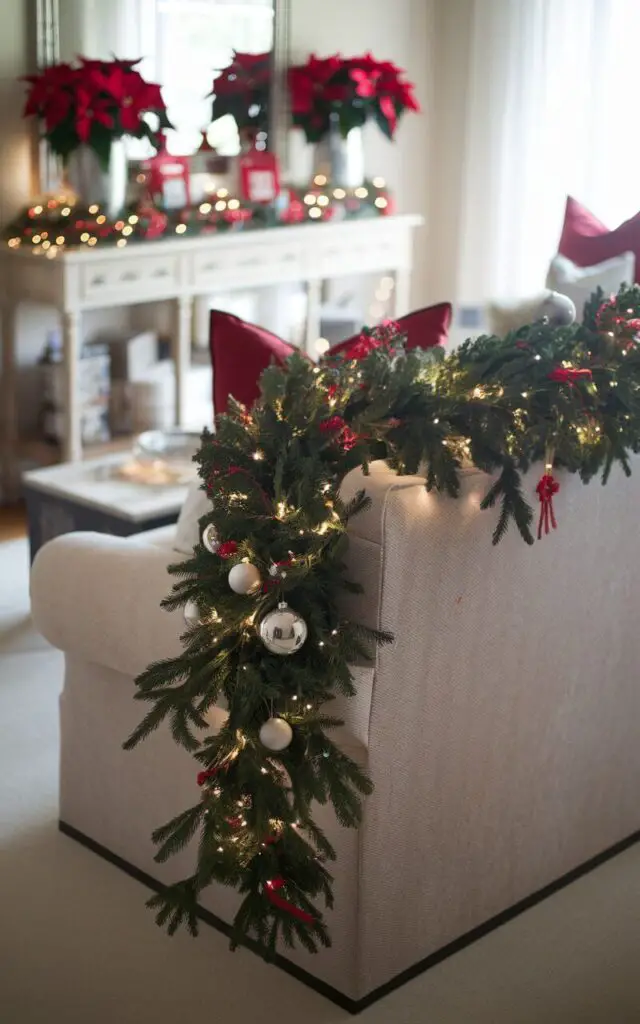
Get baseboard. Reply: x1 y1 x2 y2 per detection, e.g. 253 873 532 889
58 819 640 1014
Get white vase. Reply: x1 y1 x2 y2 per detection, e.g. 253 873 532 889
287 127 314 187
66 140 127 219
314 119 365 189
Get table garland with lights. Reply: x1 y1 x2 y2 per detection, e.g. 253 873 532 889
4 178 393 255
123 284 640 958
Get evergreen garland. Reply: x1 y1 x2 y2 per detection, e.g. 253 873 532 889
125 284 640 956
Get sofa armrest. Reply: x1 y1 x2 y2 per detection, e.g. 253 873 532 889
31 531 184 679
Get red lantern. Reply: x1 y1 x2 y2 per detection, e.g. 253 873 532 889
239 149 280 204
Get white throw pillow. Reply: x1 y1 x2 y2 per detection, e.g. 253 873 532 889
174 478 211 554
546 251 635 317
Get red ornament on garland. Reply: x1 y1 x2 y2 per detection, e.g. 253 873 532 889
319 415 346 433
548 367 592 384
342 333 381 360
340 425 359 451
536 472 559 540
218 540 238 558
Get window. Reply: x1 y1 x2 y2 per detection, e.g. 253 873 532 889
135 0 274 157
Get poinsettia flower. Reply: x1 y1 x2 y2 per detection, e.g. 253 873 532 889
231 51 270 72
90 66 155 130
140 81 165 112
349 68 381 98
23 63 75 117
351 52 401 75
288 54 344 114
396 79 420 112
43 91 73 132
378 95 398 135
75 88 113 142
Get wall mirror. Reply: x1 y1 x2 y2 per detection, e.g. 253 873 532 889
35 0 290 186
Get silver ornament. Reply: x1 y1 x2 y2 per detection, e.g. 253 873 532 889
259 717 293 751
184 599 202 625
536 291 576 327
258 601 308 655
228 561 262 595
202 523 219 554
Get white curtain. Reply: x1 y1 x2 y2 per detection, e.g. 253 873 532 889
455 0 640 303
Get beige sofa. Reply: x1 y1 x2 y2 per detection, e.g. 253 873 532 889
30 460 640 1010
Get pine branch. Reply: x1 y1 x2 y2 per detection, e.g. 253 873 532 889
146 878 200 937
127 284 640 960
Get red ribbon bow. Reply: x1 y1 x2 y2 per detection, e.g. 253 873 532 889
197 766 220 787
264 878 314 924
548 367 592 384
536 473 559 540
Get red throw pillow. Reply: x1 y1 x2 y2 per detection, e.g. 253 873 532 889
328 302 452 358
559 196 640 282
209 303 453 414
210 310 296 414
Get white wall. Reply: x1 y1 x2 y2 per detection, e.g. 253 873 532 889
291 0 435 308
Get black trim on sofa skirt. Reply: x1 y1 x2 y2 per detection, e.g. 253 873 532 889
58 820 640 1014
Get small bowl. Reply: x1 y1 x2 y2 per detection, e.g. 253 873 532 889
133 429 202 464
118 429 203 485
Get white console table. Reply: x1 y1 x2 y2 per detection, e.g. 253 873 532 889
1 214 422 499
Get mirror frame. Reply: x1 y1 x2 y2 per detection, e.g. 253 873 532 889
30 0 291 193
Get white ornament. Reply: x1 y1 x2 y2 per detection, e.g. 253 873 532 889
202 523 219 554
258 601 308 655
228 562 262 595
537 291 576 327
259 717 293 751
184 599 202 625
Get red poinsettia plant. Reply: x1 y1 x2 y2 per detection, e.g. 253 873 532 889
288 52 419 143
210 51 271 137
23 57 172 168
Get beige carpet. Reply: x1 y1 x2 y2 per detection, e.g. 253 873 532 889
1 536 639 1023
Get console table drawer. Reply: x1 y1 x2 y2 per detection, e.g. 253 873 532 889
79 253 180 303
192 241 304 289
317 231 405 277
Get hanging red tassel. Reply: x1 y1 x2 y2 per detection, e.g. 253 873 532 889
264 878 314 923
196 766 220 787
536 472 559 539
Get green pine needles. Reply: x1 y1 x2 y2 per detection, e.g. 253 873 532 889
125 285 640 957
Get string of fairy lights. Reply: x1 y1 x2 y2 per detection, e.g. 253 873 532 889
4 178 393 255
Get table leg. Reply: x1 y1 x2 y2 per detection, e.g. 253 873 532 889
175 296 193 426
193 295 210 351
393 268 412 319
305 278 322 357
1 300 19 501
62 310 82 463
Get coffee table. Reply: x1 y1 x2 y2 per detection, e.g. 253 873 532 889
23 454 190 562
